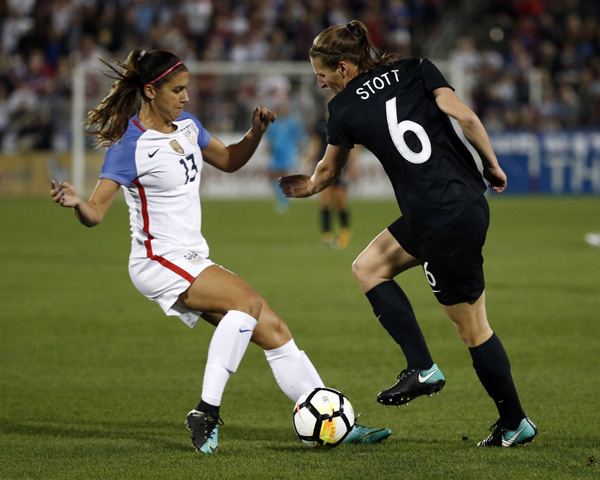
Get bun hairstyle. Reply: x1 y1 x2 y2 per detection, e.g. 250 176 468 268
309 20 397 72
87 50 187 147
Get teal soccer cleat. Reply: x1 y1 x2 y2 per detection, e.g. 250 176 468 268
343 423 392 444
477 417 537 447
185 409 223 454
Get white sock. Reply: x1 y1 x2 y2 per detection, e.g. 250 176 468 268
201 310 258 406
265 338 324 402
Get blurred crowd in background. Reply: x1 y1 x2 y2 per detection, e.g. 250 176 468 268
0 0 599 154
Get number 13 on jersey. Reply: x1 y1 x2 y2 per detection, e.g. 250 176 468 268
179 154 198 184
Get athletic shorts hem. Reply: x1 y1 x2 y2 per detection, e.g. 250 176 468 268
387 196 489 305
129 250 216 328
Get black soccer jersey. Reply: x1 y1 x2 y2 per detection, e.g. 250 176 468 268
327 58 486 241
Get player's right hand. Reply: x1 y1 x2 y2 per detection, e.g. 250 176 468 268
278 174 314 198
50 180 82 208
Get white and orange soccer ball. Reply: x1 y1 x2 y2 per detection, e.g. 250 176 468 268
292 387 355 449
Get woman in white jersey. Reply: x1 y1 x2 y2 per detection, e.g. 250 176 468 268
50 50 390 453
280 21 537 448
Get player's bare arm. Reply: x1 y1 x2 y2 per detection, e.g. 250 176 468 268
433 87 507 193
50 178 120 227
203 106 276 173
280 144 350 198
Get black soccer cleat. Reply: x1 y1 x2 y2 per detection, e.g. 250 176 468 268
185 409 223 454
377 364 445 406
477 417 537 447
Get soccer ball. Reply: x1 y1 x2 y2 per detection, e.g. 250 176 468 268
292 387 355 449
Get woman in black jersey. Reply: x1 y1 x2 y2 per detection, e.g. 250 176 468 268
280 20 537 447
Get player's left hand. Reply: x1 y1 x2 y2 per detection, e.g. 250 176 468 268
483 165 507 194
251 106 276 134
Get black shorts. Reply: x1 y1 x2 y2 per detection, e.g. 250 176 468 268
388 196 490 306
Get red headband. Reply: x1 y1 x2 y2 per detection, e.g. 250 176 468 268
147 61 183 85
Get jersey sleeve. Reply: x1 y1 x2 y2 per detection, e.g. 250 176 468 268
99 140 138 186
421 59 454 93
180 111 211 149
325 102 354 149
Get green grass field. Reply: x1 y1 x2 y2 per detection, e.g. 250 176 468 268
1 195 599 479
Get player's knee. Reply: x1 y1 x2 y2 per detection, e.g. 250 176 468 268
452 319 492 348
352 255 373 287
236 290 263 320
351 256 362 281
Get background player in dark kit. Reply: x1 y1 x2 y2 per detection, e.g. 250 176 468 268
306 91 356 248
280 20 537 447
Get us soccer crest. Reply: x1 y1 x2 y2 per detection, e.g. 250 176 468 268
184 252 204 265
181 125 198 146
169 139 184 154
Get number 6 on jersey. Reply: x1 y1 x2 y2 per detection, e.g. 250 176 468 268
386 97 432 164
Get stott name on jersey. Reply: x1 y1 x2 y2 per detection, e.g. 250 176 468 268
355 70 402 100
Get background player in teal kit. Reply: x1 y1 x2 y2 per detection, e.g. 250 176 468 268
50 49 390 454
280 20 537 447
265 97 307 213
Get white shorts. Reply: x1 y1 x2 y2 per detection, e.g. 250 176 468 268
128 249 216 328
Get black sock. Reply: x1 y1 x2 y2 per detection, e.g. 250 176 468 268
197 400 220 417
469 333 525 430
339 209 349 229
366 280 433 370
321 208 331 233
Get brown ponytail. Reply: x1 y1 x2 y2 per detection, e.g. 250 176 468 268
309 20 397 72
86 50 186 147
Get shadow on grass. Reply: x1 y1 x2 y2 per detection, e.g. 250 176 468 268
0 417 299 453
0 417 191 451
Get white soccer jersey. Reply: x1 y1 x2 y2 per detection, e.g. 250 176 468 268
99 112 213 327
